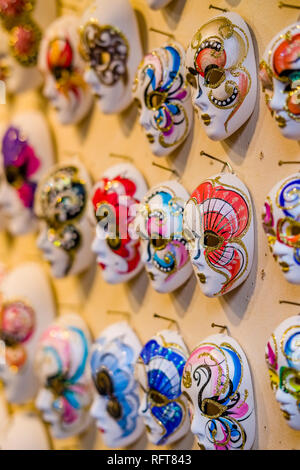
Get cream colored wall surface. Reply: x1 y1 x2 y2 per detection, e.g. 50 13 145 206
0 0 299 451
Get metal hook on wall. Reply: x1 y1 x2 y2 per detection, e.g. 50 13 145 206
201 151 234 174
152 161 180 178
278 1 300 10
109 153 133 162
209 4 228 13
211 322 229 334
153 313 180 332
149 28 175 40
278 160 300 167
107 310 132 321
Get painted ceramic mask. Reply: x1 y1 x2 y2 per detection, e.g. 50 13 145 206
145 0 173 9
185 12 257 141
79 0 142 114
39 15 93 125
0 112 54 236
0 0 57 94
182 334 256 450
90 322 144 448
259 23 300 140
183 172 254 297
133 42 193 157
35 314 92 439
35 160 95 279
136 330 189 446
0 263 56 404
266 315 300 430
134 180 193 293
92 163 148 284
262 173 300 284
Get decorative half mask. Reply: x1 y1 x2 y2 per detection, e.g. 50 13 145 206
185 12 257 141
35 160 95 278
259 24 300 140
0 263 56 404
39 15 93 125
134 180 193 293
136 330 189 446
35 314 93 439
182 334 256 450
0 112 54 236
266 315 300 430
145 0 173 9
92 163 148 284
183 172 254 297
79 0 142 114
262 173 300 284
133 42 194 157
0 0 57 94
90 322 144 448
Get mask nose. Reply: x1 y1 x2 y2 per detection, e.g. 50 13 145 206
139 108 152 130
193 85 209 112
275 387 288 404
272 240 290 257
84 68 100 90
92 233 107 257
90 395 105 420
269 85 285 114
43 76 57 100
138 391 149 417
36 224 48 251
35 388 53 413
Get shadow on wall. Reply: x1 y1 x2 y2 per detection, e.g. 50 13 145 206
163 0 187 30
170 272 197 319
118 100 139 138
167 118 194 178
172 430 195 450
126 268 149 312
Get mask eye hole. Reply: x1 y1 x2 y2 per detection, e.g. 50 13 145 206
106 233 121 250
96 51 110 66
95 370 113 396
203 231 223 249
148 389 168 406
186 71 197 89
47 375 65 397
5 165 25 187
204 66 225 88
107 398 122 420
201 398 226 418
288 223 300 237
151 236 168 250
148 91 166 110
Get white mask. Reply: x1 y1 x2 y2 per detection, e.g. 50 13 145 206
136 329 189 446
35 160 95 278
0 111 54 236
39 15 94 125
0 263 56 404
35 313 93 439
185 12 257 141
133 42 194 157
134 180 193 293
92 163 148 284
262 173 300 285
90 322 144 448
266 315 300 430
0 0 57 94
182 333 256 450
183 172 254 297
259 23 300 140
79 0 142 114
145 0 173 9
1 412 50 450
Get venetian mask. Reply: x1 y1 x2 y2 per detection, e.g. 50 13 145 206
185 12 257 141
35 314 93 439
259 23 300 140
39 15 93 125
136 330 189 446
183 172 254 297
266 315 300 430
262 173 300 284
92 163 148 284
0 0 57 94
134 181 193 293
133 42 194 157
0 263 56 404
145 0 173 9
35 160 95 279
90 322 144 448
79 0 142 115
182 333 256 450
0 111 54 236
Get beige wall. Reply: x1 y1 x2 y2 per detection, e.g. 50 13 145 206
0 0 299 451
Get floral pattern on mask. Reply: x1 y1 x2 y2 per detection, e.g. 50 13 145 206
79 21 129 87
138 336 187 445
186 16 251 132
91 335 140 439
185 177 251 295
0 300 35 372
92 175 141 275
2 125 40 209
133 44 190 149
182 341 253 450
36 324 91 427
38 166 87 276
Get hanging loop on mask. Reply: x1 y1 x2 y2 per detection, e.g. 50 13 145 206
200 151 234 174
278 160 300 167
109 153 133 162
149 28 175 40
211 322 230 334
278 1 300 9
107 310 131 321
208 4 228 13
153 313 180 332
152 162 180 178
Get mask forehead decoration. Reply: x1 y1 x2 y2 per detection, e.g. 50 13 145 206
90 322 144 448
184 172 254 297
92 163 148 284
262 173 300 284
136 330 189 446
135 180 193 293
259 24 300 140
133 42 193 157
35 314 92 438
182 334 256 450
266 316 300 430
185 12 257 141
